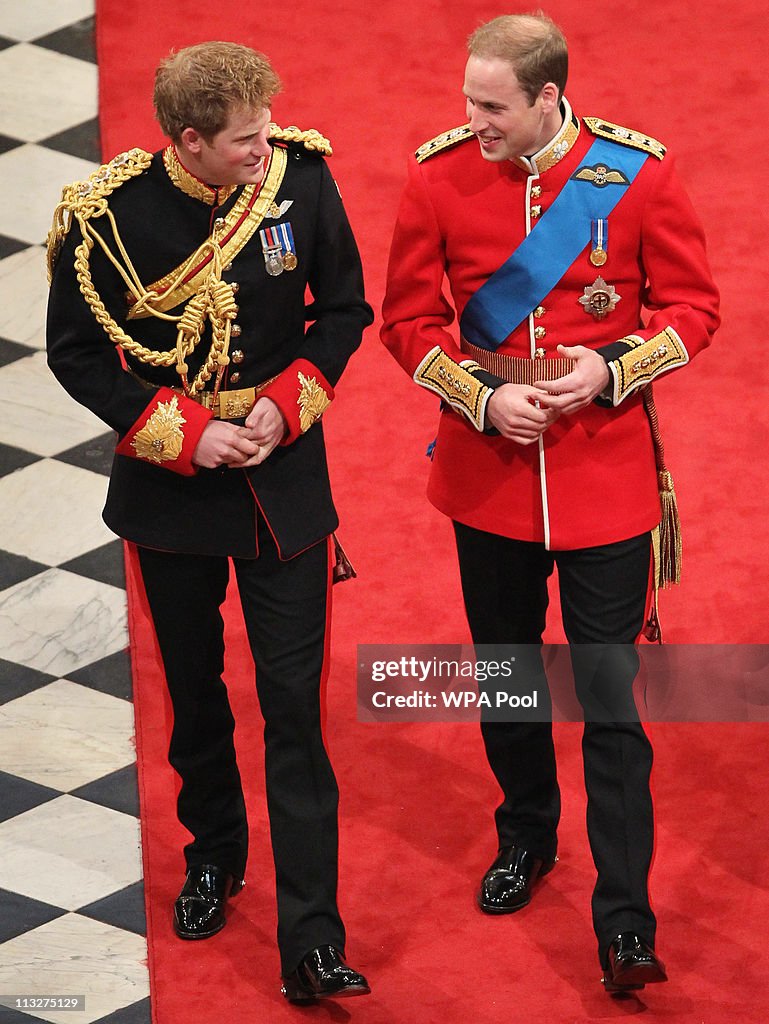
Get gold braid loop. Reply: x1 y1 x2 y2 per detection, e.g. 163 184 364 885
50 149 245 397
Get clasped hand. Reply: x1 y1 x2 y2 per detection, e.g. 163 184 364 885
192 397 287 468
486 345 610 444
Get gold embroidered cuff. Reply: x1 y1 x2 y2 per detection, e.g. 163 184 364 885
297 372 331 433
609 328 689 405
414 346 492 431
131 395 186 464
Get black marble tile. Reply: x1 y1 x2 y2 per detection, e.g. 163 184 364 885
0 441 42 477
40 118 101 164
71 764 139 819
53 432 116 476
91 997 151 1024
0 660 55 705
0 551 49 591
0 1003 48 1023
0 771 60 822
31 17 96 64
0 334 36 363
67 648 133 701
78 881 146 937
0 888 66 943
60 540 125 590
0 133 23 157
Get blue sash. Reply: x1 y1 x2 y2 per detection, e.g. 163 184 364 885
460 137 648 351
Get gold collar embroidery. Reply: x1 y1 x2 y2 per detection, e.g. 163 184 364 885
514 97 580 175
163 146 238 206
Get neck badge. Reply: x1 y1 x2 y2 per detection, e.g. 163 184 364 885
579 276 621 320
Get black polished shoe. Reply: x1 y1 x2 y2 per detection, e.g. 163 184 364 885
173 864 244 940
602 933 668 993
478 844 556 914
281 945 370 1002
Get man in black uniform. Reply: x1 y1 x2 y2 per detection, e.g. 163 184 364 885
46 41 372 1003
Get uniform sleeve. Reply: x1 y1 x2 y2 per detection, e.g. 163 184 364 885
258 158 374 444
46 216 211 476
380 155 498 432
597 153 720 405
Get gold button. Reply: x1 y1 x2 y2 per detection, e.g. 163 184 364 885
230 282 240 294
531 185 542 198
231 349 245 364
534 326 546 340
534 306 546 318
534 347 546 359
531 205 542 218
229 371 241 384
231 324 242 338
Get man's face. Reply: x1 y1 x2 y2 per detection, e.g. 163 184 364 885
186 105 273 185
463 55 553 162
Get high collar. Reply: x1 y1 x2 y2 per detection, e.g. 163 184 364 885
162 145 238 206
512 97 580 176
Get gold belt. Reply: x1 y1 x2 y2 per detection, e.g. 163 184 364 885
190 378 278 419
460 337 573 385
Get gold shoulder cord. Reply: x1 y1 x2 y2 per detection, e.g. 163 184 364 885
47 146 287 398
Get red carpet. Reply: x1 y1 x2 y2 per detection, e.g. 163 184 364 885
100 0 769 1019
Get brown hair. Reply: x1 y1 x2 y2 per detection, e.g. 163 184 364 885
468 13 568 104
154 41 282 142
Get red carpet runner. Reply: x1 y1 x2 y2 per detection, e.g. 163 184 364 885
100 0 769 1019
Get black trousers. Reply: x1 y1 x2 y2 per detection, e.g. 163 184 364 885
137 528 345 975
453 522 655 963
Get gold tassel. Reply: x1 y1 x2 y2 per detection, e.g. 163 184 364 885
657 469 682 587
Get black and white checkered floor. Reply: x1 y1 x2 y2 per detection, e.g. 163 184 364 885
0 4 150 1022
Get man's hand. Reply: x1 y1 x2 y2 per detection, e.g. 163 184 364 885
534 344 610 415
192 420 261 468
236 397 287 466
486 383 559 444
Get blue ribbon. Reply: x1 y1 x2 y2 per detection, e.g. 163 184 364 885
459 137 648 351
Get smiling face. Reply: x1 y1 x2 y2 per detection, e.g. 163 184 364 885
178 105 273 186
463 55 560 163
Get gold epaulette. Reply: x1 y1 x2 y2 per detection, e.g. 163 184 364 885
46 148 152 280
269 123 332 156
584 117 666 160
415 124 474 163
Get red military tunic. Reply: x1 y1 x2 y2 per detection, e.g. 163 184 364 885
381 101 719 549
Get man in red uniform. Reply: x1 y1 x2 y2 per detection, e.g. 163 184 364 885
381 13 718 992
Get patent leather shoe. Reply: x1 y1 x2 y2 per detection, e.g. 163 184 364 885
478 844 555 914
602 933 668 993
281 945 370 1002
173 864 244 940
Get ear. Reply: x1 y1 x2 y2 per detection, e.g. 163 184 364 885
179 126 204 156
539 82 560 114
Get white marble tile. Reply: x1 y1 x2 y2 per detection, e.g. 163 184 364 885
0 0 95 43
0 46 96 142
0 246 48 349
0 352 108 456
0 568 127 677
0 795 142 911
0 144 96 246
0 679 135 790
0 459 115 564
0 913 148 1024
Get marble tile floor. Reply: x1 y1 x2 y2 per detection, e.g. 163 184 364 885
0 8 151 1023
